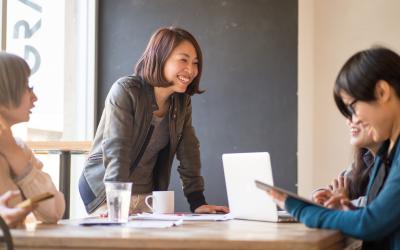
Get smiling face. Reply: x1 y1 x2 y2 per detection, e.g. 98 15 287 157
0 83 37 126
340 82 393 143
346 118 375 148
163 40 199 93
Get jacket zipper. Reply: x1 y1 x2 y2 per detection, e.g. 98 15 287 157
169 96 177 158
132 124 154 168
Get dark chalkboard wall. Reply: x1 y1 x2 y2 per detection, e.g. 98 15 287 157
98 0 298 212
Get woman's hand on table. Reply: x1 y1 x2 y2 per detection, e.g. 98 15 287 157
194 204 229 214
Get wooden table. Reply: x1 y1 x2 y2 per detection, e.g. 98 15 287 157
26 141 92 219
8 219 345 250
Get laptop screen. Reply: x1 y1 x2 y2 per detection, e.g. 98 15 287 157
222 152 280 222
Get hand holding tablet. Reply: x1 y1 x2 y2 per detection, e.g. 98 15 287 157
255 180 324 208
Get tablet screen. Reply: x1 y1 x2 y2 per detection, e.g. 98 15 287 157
255 180 324 208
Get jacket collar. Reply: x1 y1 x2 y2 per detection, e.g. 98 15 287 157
134 75 182 113
137 76 159 112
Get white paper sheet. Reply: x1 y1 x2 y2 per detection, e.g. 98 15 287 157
72 217 183 228
131 213 234 221
125 220 183 228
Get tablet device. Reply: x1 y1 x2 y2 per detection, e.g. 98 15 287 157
17 192 54 209
255 180 324 208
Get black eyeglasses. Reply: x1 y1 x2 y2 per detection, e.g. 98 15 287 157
347 99 358 116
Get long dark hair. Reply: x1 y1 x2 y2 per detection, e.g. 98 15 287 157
347 148 373 199
333 46 400 119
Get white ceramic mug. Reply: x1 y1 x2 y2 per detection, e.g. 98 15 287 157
145 191 174 214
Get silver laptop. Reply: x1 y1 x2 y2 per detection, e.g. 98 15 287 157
222 152 295 222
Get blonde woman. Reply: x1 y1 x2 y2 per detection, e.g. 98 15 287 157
0 52 65 227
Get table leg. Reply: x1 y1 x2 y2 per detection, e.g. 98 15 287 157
59 151 71 219
0 216 13 250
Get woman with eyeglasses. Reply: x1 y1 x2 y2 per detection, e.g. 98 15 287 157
0 52 65 227
266 46 400 250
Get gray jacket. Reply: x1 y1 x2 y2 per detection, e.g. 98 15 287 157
79 76 206 213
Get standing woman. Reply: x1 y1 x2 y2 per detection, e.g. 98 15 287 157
267 47 400 249
79 27 229 214
0 52 65 226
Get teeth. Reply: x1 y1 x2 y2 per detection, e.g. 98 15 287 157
178 75 190 83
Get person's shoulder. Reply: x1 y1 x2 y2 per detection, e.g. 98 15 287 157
14 138 31 154
107 75 144 99
14 138 43 170
115 75 143 89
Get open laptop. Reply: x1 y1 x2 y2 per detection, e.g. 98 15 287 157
222 152 295 222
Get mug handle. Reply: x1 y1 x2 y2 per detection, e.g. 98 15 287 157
145 195 153 211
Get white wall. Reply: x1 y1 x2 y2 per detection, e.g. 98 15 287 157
298 0 400 195
298 0 315 195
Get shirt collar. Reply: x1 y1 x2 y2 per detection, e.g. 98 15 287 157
377 135 400 167
362 149 375 168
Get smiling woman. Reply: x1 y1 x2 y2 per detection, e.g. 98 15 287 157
162 40 200 94
78 27 229 216
267 46 400 250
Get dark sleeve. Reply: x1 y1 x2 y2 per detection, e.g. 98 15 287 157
187 191 207 212
285 159 400 241
176 97 207 211
102 81 135 182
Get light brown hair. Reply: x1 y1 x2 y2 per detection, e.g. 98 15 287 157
0 52 31 107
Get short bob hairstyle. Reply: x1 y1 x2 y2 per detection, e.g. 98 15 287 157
135 26 203 96
0 52 31 108
334 46 400 119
